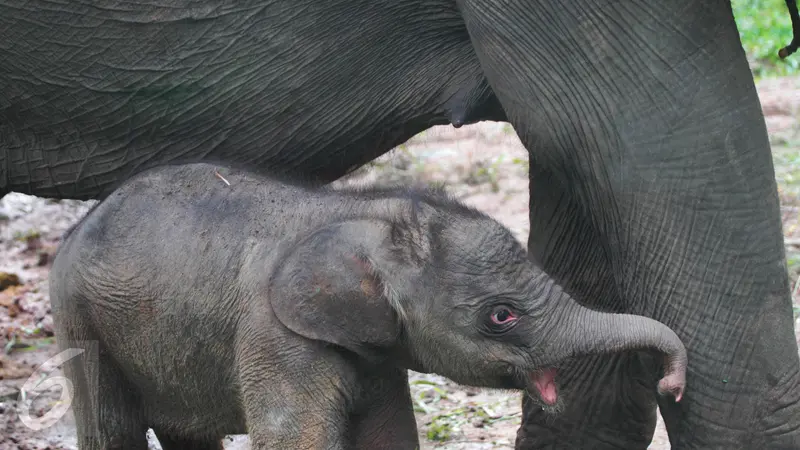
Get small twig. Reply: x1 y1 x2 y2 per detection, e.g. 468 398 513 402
779 0 800 59
785 238 800 246
214 169 231 186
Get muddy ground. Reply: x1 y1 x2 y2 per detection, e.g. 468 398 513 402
2 76 800 449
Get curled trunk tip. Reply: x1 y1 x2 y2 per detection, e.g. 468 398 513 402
657 356 686 402
551 291 689 403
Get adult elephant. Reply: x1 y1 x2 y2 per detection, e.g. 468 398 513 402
2 0 799 448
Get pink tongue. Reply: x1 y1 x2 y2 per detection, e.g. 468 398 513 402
533 368 558 405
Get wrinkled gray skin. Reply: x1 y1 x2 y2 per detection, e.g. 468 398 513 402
3 1 800 448
50 163 687 450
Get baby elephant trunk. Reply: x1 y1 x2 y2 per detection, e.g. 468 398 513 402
547 287 688 402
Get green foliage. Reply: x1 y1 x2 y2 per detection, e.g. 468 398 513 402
12 229 41 242
426 417 453 442
464 156 503 192
772 148 800 192
732 0 800 77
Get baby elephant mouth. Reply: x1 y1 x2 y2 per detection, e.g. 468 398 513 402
526 367 559 406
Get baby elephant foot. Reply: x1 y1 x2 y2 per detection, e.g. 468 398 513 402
103 435 149 450
152 430 223 450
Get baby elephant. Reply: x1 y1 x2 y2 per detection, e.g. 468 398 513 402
50 162 686 450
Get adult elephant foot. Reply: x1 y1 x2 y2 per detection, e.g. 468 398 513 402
457 0 800 448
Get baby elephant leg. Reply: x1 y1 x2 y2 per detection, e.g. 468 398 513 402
94 353 149 449
57 335 146 449
238 353 350 449
57 336 102 450
244 389 349 449
348 368 419 450
152 430 223 450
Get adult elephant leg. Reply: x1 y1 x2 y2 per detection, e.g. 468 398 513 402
458 0 800 448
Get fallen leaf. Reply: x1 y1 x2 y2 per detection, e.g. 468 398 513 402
0 272 21 291
0 355 34 380
7 301 22 318
0 285 27 307
36 251 49 267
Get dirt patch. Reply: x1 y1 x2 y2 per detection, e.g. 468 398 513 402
1 81 800 449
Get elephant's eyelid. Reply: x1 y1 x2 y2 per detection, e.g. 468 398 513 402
490 298 526 313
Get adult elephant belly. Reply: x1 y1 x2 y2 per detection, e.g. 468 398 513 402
0 0 505 200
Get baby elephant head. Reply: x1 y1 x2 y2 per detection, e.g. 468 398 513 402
269 197 687 410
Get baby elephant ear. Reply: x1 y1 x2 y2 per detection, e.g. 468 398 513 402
270 221 401 357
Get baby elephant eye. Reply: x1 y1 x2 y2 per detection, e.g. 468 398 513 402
490 306 517 325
